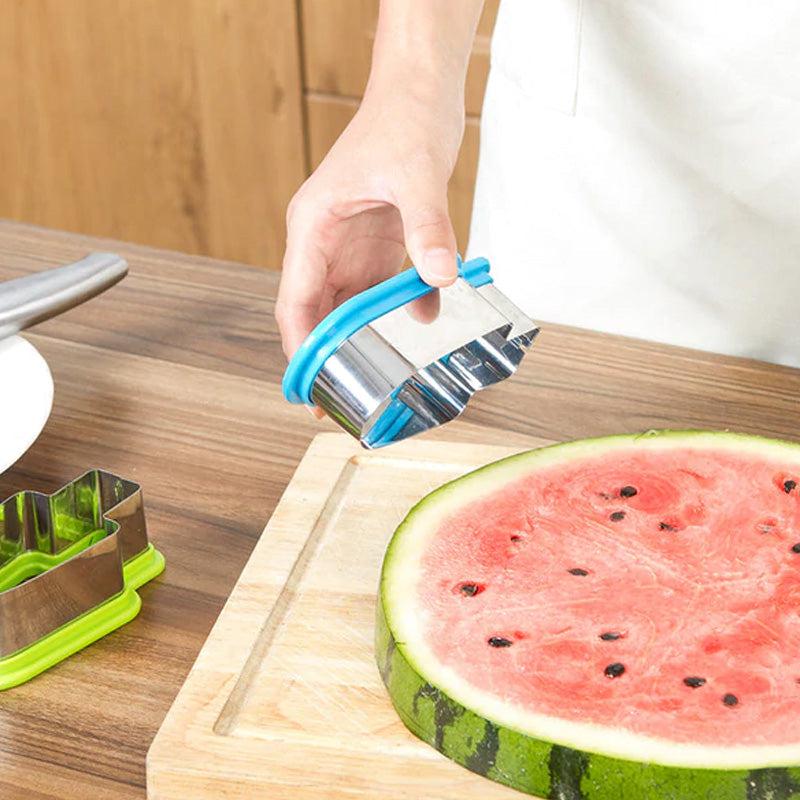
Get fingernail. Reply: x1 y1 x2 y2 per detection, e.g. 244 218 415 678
422 248 456 284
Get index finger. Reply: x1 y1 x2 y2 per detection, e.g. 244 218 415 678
276 219 328 360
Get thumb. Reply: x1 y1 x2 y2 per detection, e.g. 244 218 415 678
397 186 458 287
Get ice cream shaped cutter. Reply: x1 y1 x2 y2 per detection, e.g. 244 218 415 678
283 257 538 448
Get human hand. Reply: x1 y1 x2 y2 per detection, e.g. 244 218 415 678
276 79 465 363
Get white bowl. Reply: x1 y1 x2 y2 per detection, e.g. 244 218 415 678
0 337 54 475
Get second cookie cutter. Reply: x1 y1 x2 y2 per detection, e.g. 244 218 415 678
0 470 165 690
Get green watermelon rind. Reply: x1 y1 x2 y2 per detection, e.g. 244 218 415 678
376 430 800 800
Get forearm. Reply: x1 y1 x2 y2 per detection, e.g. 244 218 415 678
367 0 485 106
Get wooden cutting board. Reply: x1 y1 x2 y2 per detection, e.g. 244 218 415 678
147 432 554 799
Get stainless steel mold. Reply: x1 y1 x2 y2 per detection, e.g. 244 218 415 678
0 471 149 658
284 259 539 449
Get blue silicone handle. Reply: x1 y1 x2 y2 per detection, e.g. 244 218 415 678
282 257 492 405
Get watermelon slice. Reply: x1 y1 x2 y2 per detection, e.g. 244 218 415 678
376 431 800 799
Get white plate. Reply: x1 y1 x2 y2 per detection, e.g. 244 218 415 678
0 336 54 475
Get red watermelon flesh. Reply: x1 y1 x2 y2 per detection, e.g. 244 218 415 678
417 445 800 748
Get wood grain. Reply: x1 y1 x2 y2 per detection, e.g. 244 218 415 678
0 219 797 798
148 434 549 799
300 0 499 116
305 94 482 252
0 0 305 267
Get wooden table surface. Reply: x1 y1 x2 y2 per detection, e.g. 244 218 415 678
0 220 797 799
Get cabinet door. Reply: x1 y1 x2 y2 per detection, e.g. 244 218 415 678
0 0 306 267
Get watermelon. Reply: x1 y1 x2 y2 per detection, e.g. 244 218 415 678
376 431 800 799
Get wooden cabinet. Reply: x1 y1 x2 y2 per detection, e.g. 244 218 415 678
0 0 306 268
0 1 497 267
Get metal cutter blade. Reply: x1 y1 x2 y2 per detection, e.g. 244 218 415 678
300 260 539 448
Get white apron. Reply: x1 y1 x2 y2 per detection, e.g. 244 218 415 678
468 0 800 368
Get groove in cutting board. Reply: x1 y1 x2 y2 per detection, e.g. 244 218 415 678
215 456 359 735
222 452 466 747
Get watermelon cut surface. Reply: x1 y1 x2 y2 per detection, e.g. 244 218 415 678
376 431 800 799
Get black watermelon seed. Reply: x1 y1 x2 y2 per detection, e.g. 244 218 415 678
604 662 625 678
488 636 513 648
609 511 626 522
510 535 521 542
620 485 638 498
722 693 739 706
683 676 706 688
459 583 483 597
568 568 589 576
792 543 800 554
784 480 797 494
659 522 677 532
600 631 622 641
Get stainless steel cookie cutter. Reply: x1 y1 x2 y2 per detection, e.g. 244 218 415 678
0 470 164 688
283 258 538 448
